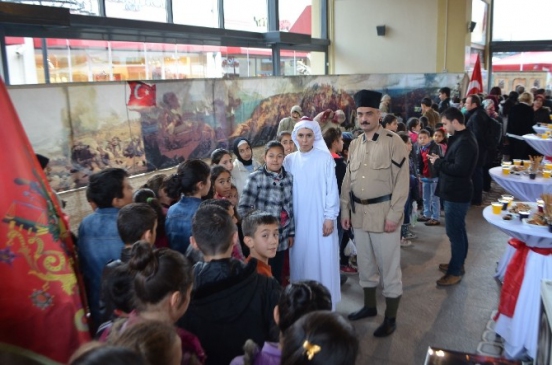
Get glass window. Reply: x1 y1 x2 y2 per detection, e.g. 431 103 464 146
172 0 219 27
6 37 45 84
4 37 280 84
491 51 552 93
470 0 487 45
493 0 552 41
224 0 268 32
105 0 167 22
0 0 100 15
280 49 325 76
279 0 314 36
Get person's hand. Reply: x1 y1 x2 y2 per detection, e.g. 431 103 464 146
323 219 334 237
384 220 399 233
288 237 295 248
428 153 440 164
341 218 351 230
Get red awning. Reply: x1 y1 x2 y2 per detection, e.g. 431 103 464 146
492 52 552 72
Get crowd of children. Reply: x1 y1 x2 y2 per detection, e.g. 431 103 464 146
71 117 360 365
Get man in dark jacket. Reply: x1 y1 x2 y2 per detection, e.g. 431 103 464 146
179 205 281 365
438 87 452 113
465 94 491 206
428 108 478 287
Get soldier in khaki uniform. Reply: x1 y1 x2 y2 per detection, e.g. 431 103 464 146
341 90 409 337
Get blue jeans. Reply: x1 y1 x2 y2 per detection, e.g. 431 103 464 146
444 201 470 276
421 177 440 220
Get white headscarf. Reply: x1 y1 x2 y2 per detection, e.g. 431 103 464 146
291 117 330 154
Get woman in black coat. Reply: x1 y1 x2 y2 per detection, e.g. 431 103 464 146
507 92 538 160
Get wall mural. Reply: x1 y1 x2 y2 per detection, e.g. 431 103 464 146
8 73 465 192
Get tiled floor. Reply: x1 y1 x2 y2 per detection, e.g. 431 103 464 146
336 182 514 364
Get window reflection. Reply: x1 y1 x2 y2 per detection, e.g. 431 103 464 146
279 0 313 35
105 0 167 22
5 37 283 84
0 0 99 15
172 0 219 27
280 49 325 76
224 0 268 32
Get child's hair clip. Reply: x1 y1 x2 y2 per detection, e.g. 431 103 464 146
302 340 321 360
146 197 154 203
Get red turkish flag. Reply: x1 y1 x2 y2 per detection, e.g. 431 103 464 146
127 81 156 107
466 54 484 96
0 77 91 363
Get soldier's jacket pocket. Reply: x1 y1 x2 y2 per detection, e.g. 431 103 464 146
370 147 391 170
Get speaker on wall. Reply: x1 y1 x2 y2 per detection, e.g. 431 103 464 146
376 25 386 36
469 21 477 33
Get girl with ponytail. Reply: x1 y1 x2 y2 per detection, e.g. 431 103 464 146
105 241 206 365
165 160 211 255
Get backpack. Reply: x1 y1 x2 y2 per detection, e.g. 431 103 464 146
486 117 502 152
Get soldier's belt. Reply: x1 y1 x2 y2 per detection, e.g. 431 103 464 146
351 193 392 205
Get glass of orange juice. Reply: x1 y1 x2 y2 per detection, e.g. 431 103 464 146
544 170 551 178
513 159 522 166
545 162 552 170
492 202 503 214
501 165 511 175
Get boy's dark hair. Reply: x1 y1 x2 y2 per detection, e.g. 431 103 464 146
111 320 179 365
211 148 231 165
242 211 279 238
323 128 342 150
441 107 465 125
105 262 135 315
87 168 129 208
117 203 157 244
421 97 433 107
281 311 358 365
380 114 397 128
165 159 210 199
199 198 234 211
192 205 237 256
264 140 285 155
128 242 193 310
276 131 292 142
439 87 451 97
406 117 419 132
418 129 431 137
431 103 439 111
468 94 482 107
277 281 332 333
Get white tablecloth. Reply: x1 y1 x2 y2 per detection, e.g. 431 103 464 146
533 125 550 134
494 251 552 360
489 166 552 202
523 134 552 156
482 204 552 248
483 204 552 360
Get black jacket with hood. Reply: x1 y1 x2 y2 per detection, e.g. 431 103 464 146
178 258 281 365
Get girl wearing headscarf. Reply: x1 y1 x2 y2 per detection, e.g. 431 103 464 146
283 117 341 309
232 137 261 196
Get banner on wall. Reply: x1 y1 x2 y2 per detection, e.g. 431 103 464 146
9 73 465 192
0 78 91 363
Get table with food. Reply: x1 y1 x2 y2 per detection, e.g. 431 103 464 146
489 158 552 202
483 195 552 360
